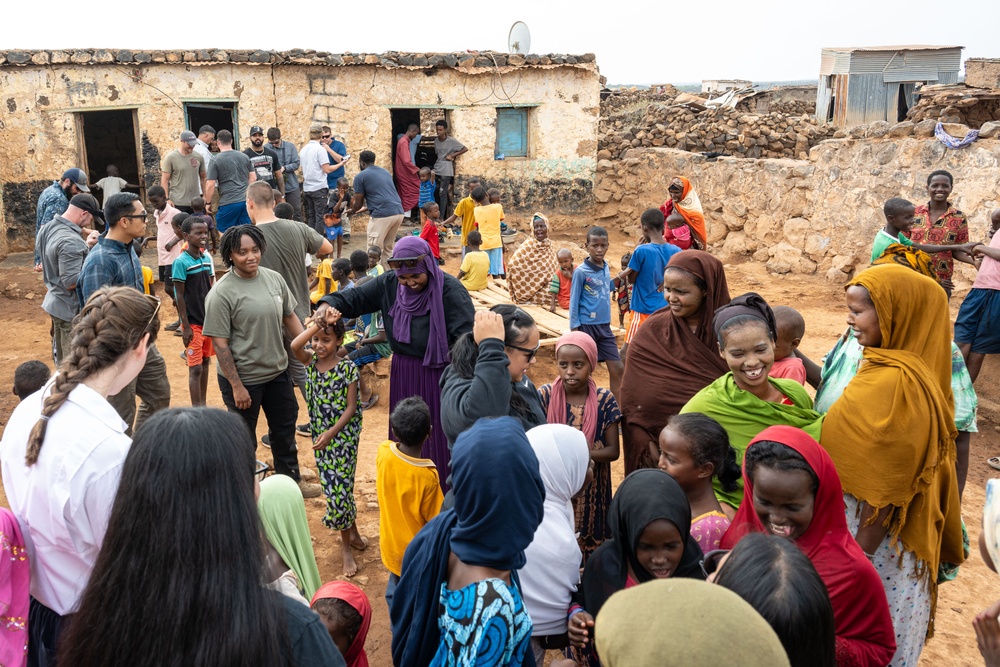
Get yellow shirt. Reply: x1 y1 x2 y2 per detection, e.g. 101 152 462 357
454 196 477 247
141 266 155 295
310 259 335 304
459 250 491 291
375 440 443 576
474 203 504 250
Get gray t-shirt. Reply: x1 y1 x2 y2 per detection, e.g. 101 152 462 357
207 150 254 207
203 266 297 386
433 136 466 177
352 166 404 218
257 219 326 321
163 149 206 207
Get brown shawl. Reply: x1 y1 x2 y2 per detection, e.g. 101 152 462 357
619 250 731 473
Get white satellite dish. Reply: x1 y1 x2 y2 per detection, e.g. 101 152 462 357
508 21 531 55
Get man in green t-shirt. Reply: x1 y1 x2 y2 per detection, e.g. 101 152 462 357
161 130 207 212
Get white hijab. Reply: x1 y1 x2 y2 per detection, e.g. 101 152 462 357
519 424 590 636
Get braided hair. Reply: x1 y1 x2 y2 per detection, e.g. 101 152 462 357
26 287 159 465
219 225 267 269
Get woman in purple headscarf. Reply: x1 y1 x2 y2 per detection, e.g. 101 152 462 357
315 236 475 490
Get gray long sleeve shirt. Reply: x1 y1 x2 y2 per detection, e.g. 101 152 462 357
271 140 300 192
37 215 90 321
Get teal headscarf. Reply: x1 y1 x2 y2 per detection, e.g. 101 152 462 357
258 475 322 599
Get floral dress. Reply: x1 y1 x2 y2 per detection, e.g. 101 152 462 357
538 385 622 563
306 356 363 531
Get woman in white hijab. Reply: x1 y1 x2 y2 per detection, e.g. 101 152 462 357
520 424 592 667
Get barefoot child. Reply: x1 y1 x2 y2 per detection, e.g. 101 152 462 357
376 397 444 606
549 249 574 313
538 332 621 562
657 413 739 553
769 306 807 385
441 176 481 254
311 581 372 666
419 202 444 264
290 314 367 576
172 216 216 406
457 230 490 292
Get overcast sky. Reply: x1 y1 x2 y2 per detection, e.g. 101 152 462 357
5 0 993 84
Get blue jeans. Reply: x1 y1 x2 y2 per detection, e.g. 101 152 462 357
385 572 400 609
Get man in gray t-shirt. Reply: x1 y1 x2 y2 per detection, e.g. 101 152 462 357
205 129 256 232
433 120 467 221
161 130 207 211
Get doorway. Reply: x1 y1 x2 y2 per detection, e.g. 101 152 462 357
389 108 450 173
184 101 239 146
76 109 143 209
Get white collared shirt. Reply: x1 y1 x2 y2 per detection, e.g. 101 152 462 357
0 379 130 615
299 140 328 192
194 139 212 170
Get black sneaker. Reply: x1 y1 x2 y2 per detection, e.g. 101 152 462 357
296 423 311 437
261 434 271 449
164 319 181 331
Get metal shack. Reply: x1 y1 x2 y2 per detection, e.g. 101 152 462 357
815 45 963 127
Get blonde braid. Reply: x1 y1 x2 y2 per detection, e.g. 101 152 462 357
25 287 159 465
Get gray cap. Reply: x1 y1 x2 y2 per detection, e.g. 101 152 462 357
180 130 197 146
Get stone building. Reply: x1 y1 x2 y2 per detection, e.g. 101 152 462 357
966 59 1000 90
0 48 601 255
702 79 752 95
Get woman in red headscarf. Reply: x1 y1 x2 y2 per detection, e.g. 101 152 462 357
311 581 372 667
660 176 707 248
722 426 896 667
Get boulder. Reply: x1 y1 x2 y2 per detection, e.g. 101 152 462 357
913 119 937 138
941 123 972 139
866 121 892 139
782 217 812 247
887 121 914 138
979 121 1000 140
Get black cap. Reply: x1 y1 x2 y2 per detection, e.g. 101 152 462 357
249 125 264 135
69 193 105 222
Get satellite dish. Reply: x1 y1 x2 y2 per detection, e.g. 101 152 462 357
508 21 531 55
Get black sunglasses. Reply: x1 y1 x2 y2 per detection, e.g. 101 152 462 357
700 549 730 579
507 343 539 362
387 254 427 270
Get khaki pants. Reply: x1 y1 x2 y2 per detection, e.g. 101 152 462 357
367 214 404 268
51 316 73 366
107 343 171 435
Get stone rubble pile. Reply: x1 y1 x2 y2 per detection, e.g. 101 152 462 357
904 85 1000 129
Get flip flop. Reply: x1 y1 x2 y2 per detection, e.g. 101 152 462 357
989 456 1000 471
360 393 380 411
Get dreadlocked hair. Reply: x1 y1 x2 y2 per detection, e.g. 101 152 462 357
26 286 159 465
219 225 267 269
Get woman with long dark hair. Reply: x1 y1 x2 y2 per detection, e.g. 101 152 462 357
56 407 344 667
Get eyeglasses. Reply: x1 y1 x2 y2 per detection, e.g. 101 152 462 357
255 459 270 483
699 549 731 579
507 343 539 361
387 254 427 270
322 134 331 139
122 213 147 220
142 294 161 331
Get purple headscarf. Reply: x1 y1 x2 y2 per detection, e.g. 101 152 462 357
388 236 451 368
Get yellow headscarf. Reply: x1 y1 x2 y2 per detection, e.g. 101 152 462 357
821 265 963 630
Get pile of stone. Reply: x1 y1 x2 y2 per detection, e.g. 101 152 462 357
905 84 1000 129
599 104 834 160
828 118 1000 141
600 86 681 134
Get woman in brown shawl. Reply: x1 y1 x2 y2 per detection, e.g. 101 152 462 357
619 251 731 473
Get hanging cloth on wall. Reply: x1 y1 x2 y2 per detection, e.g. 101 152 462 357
935 122 979 149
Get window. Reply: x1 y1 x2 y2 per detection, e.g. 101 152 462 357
496 107 529 158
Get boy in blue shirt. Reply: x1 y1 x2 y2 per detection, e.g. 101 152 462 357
418 167 436 223
569 226 624 399
615 208 681 359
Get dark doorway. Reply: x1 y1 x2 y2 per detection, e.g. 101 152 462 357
184 102 238 146
76 109 142 208
389 108 450 173
896 84 913 122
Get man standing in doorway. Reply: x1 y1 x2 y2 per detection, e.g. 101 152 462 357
434 120 467 220
244 125 284 196
37 193 102 364
34 167 90 270
348 150 404 266
394 124 421 221
161 130 207 214
300 124 347 236
78 192 171 434
268 127 302 221
322 126 349 240
194 125 216 172
206 129 256 233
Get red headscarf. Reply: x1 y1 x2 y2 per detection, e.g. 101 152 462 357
547 332 599 445
311 581 372 667
721 426 896 666
660 176 707 246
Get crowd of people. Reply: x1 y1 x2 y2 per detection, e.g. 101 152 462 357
6 135 1000 667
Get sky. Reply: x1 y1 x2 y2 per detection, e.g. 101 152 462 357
4 0 994 85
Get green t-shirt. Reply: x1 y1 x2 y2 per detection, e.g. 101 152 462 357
870 229 913 263
162 149 205 207
257 219 326 321
203 266 297 386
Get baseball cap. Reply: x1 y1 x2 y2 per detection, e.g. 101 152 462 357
61 168 90 192
249 125 264 135
180 130 197 146
69 193 105 222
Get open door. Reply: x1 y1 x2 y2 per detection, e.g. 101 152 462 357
184 102 238 146
76 109 144 215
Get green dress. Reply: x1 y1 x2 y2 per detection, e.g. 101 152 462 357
307 356 363 531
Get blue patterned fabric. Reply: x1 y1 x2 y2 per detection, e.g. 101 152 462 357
34 182 70 263
430 579 532 667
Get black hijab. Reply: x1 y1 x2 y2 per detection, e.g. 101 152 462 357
712 291 777 342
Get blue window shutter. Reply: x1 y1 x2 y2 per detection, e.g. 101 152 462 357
496 108 528 157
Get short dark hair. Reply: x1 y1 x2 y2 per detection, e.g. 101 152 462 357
216 129 233 145
359 150 376 166
467 230 483 246
471 186 488 203
744 440 819 494
273 202 294 219
772 306 805 341
312 598 363 648
332 257 353 276
367 245 381 256
715 533 836 667
641 208 666 230
147 185 165 198
197 125 216 136
336 177 350 188
105 193 140 228
181 215 207 235
350 250 369 276
467 176 481 186
266 127 280 141
390 396 432 447
171 212 189 229
665 413 740 493
586 226 609 243
406 123 419 133
421 201 438 215
883 197 913 218
436 120 448 129
927 169 953 186
219 225 266 268
14 360 50 400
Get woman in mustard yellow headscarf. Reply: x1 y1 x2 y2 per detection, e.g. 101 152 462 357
821 264 963 666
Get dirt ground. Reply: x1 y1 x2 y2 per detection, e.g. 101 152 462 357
1 224 999 666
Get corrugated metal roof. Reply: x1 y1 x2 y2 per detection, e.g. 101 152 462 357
883 69 939 83
822 45 963 52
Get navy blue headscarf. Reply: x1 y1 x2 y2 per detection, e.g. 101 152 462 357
390 417 545 667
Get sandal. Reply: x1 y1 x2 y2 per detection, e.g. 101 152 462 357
989 456 1000 471
360 393 380 411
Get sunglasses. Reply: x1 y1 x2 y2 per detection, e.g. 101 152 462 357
322 134 332 139
700 549 730 579
388 254 427 270
142 294 161 331
255 459 270 483
507 343 539 362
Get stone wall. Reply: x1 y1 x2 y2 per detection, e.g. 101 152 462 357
594 137 1000 286
967 59 1000 90
0 51 600 255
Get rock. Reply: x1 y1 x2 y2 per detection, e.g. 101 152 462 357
941 123 972 138
825 267 851 284
887 121 914 138
508 53 525 66
30 51 50 65
753 248 770 262
71 50 92 64
979 121 1000 140
165 52 182 63
7 51 31 64
249 50 271 63
50 50 70 63
134 52 152 63
767 241 802 274
913 119 937 138
848 124 868 139
782 217 812 247
866 121 892 138
594 188 613 204
596 159 614 172
721 231 749 259
597 149 613 161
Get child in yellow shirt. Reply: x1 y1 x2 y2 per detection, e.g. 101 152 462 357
457 230 490 292
472 186 505 278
